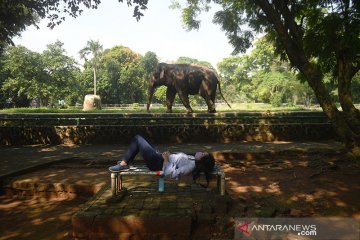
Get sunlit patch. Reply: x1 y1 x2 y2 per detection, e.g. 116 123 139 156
249 186 262 192
0 200 22 209
298 161 309 167
313 190 337 198
231 186 250 193
299 193 315 202
337 186 350 191
86 173 100 177
335 200 347 207
31 218 44 225
0 231 19 239
265 182 281 194
59 214 70 221
45 173 58 178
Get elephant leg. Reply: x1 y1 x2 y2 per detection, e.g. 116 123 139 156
178 91 193 113
202 91 216 113
166 88 176 113
209 92 216 113
206 98 216 113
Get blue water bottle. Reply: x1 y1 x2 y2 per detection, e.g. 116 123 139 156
158 175 164 192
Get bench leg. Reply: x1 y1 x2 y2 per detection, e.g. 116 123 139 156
158 175 164 192
217 174 221 193
220 173 225 196
111 172 117 197
118 175 123 192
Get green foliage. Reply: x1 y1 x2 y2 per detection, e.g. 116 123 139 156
270 92 283 107
218 37 316 106
42 41 82 106
87 45 148 104
1 42 81 107
176 56 214 70
79 40 103 95
302 3 360 75
131 102 140 108
154 86 167 104
140 51 159 79
2 46 42 106
352 73 360 103
0 40 200 108
189 95 204 106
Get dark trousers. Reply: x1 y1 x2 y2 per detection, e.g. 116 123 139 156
123 135 164 171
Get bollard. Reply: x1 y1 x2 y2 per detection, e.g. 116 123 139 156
111 172 117 197
220 172 226 196
158 175 164 192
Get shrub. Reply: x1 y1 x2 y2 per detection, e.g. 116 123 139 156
270 93 283 107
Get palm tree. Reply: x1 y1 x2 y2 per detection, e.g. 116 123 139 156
79 40 103 95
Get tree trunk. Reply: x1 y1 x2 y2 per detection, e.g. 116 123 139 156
93 66 97 96
40 95 49 107
337 51 360 134
304 64 359 152
295 51 360 156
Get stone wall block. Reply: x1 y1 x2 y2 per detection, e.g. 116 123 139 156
0 112 335 145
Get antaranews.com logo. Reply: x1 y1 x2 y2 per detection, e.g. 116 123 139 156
235 218 358 240
237 221 317 237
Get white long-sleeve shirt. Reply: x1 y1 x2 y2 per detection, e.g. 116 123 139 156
162 153 196 180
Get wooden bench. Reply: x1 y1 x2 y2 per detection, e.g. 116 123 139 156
109 164 226 196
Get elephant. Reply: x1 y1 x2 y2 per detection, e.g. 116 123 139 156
147 63 231 113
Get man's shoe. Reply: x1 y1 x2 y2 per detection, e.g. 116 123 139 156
109 164 129 172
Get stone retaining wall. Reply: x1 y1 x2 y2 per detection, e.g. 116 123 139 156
0 111 335 145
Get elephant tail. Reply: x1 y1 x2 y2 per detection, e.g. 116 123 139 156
217 80 232 109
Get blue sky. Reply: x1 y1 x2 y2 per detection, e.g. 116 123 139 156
13 1 236 68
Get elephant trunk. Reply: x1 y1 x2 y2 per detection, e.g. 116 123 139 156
147 85 155 112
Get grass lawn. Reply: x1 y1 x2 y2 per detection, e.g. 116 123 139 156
0 102 322 113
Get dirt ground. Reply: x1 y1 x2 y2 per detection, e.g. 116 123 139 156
193 151 360 239
0 151 359 240
224 151 360 218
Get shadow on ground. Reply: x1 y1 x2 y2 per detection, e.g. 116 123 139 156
223 151 360 218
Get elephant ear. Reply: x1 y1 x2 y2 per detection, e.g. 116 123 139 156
160 69 165 80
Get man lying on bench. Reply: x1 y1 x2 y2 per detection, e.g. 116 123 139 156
109 134 215 187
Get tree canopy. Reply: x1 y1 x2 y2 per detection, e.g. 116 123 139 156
96 45 145 103
176 56 214 70
218 37 315 106
79 40 103 95
1 41 80 107
0 41 161 107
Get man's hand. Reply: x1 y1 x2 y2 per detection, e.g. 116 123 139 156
162 151 170 162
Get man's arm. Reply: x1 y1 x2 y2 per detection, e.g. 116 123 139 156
162 151 170 162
